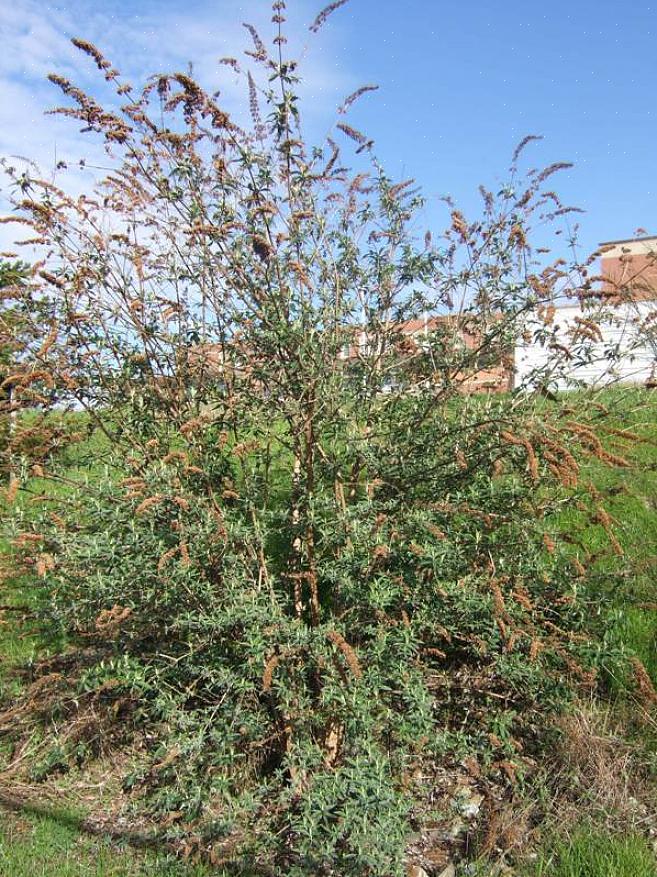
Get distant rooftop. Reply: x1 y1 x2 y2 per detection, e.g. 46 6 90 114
599 234 657 247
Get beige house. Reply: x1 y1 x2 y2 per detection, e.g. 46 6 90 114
599 235 657 301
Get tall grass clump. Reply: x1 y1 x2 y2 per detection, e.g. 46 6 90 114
0 3 648 873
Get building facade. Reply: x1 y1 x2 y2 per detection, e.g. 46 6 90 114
515 236 657 390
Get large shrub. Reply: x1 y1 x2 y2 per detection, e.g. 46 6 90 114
0 4 633 873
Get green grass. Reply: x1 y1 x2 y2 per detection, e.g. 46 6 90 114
0 544 51 705
553 388 657 686
597 404 657 685
0 808 210 877
528 830 657 877
522 389 657 877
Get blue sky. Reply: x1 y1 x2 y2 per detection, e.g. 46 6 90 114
1 0 655 258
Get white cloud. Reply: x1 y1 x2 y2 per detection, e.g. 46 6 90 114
0 0 358 253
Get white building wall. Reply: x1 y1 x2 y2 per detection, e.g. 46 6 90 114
515 301 657 390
